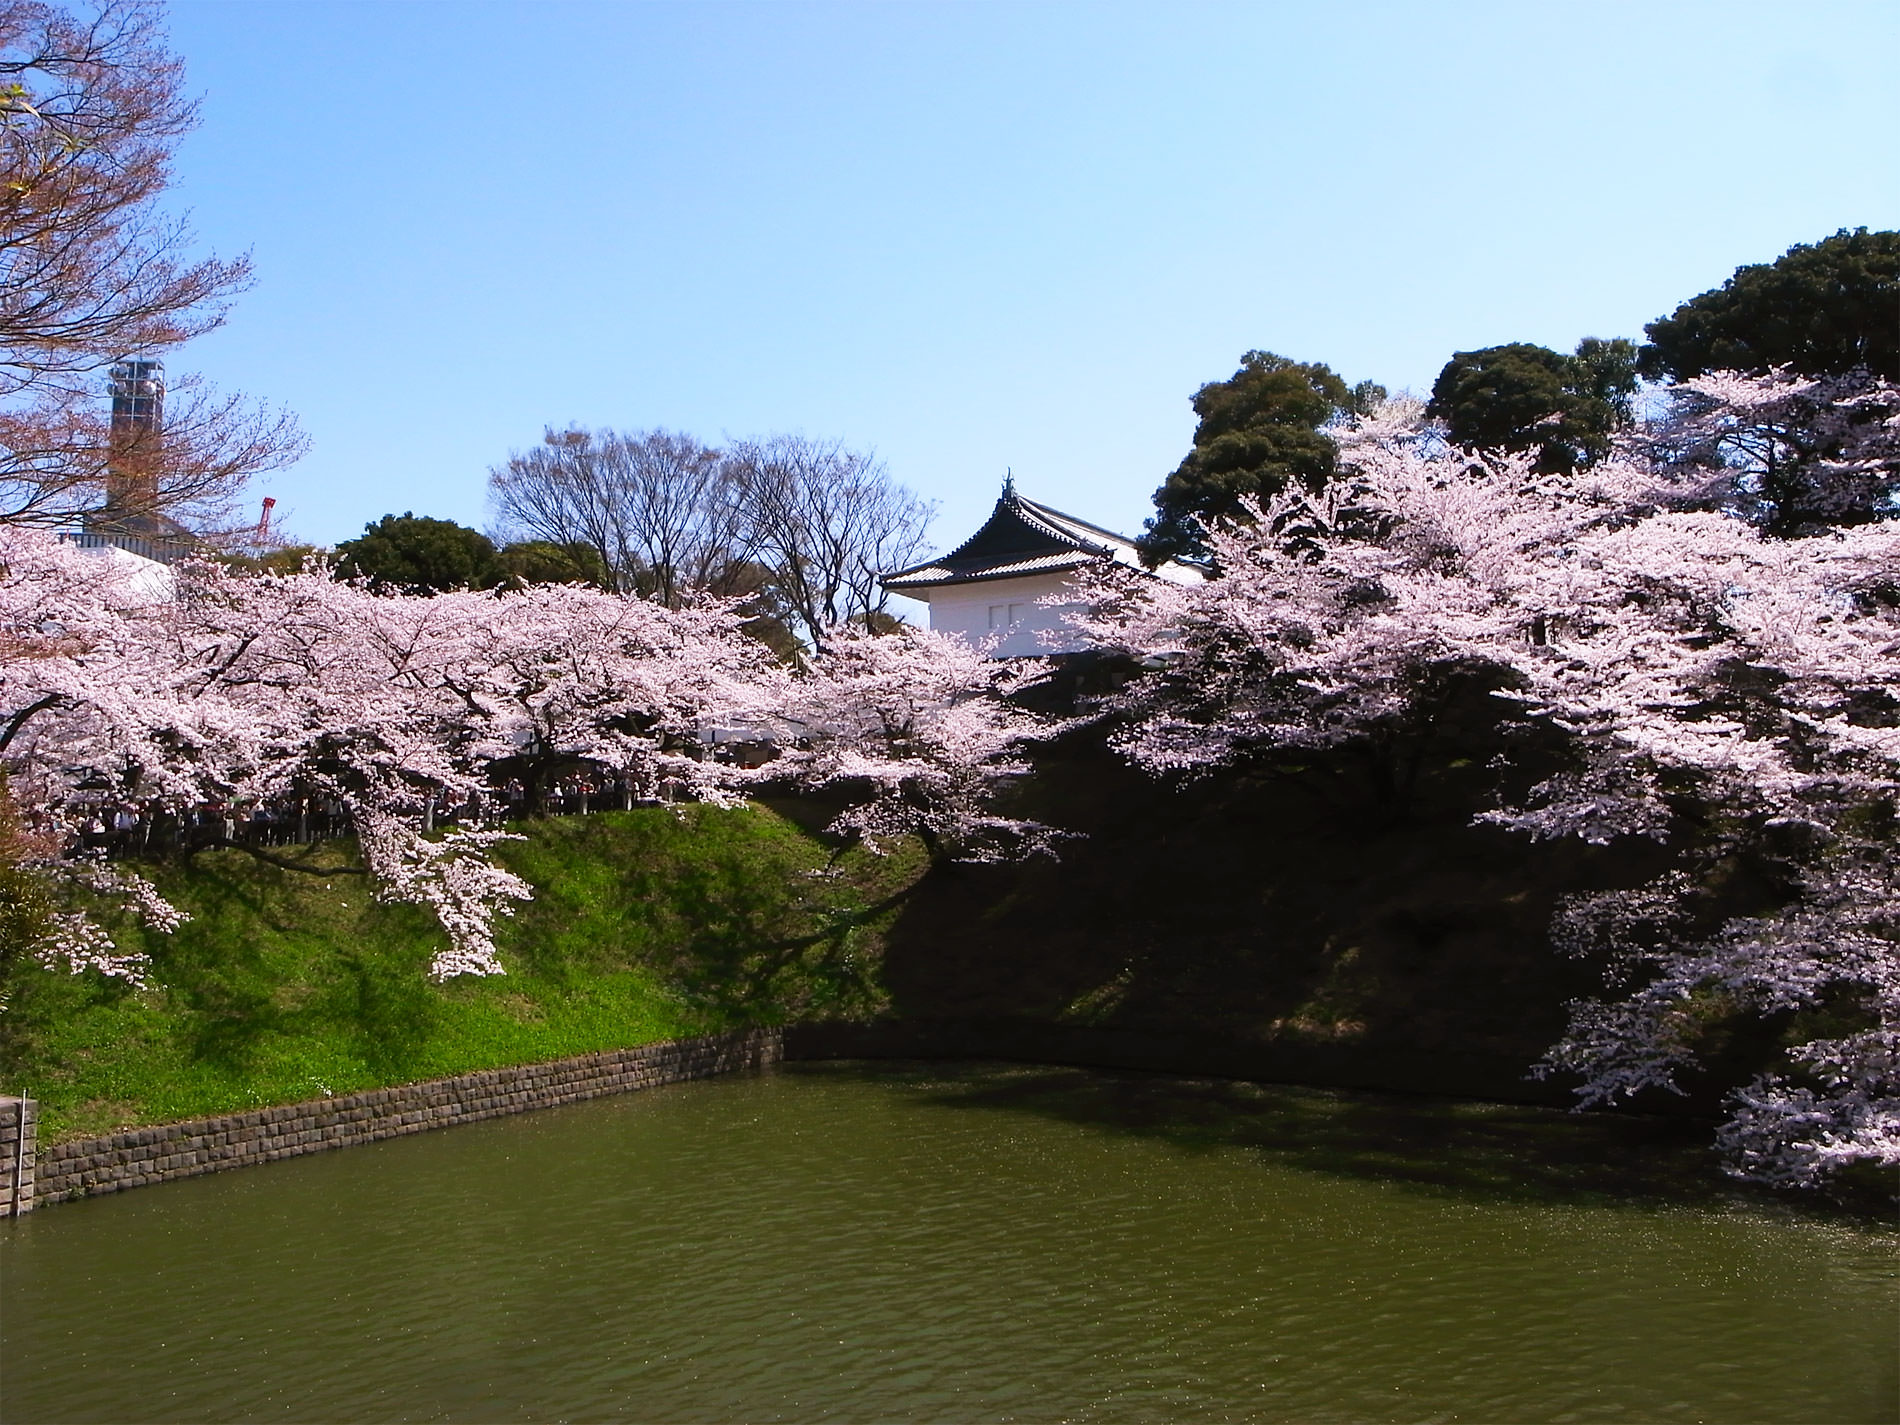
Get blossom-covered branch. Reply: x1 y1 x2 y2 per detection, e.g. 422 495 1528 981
774 624 1058 861
1063 376 1900 1187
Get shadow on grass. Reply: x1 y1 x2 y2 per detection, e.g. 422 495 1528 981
329 941 440 1076
669 870 917 1024
156 855 443 1079
154 857 293 1071
786 1060 1895 1222
494 806 926 1022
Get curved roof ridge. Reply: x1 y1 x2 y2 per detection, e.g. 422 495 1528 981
908 487 1099 569
881 484 1161 590
1011 495 1136 553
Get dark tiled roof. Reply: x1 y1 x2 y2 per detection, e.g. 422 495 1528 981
883 488 1141 590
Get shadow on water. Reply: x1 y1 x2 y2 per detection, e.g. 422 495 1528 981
788 1060 1897 1222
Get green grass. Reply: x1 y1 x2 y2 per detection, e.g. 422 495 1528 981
0 803 927 1143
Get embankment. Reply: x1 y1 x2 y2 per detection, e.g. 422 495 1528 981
0 804 917 1145
840 719 1702 1110
1 1030 778 1215
4 733 1718 1161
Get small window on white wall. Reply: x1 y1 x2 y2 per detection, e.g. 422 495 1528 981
988 603 1027 630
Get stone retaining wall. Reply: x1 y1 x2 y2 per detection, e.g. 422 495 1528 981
15 1029 780 1211
1 1096 32 1217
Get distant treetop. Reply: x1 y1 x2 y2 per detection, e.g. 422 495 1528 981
334 512 505 594
1427 337 1638 473
1639 228 1899 382
1140 350 1384 565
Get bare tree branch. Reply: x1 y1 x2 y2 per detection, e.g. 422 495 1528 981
0 0 305 530
725 434 934 649
488 427 756 601
488 425 932 652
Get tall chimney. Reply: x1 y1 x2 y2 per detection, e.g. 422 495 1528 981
106 358 164 519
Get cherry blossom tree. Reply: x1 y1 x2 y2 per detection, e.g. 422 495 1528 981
0 527 187 984
1642 367 1900 535
0 536 795 979
772 623 1057 862
1062 378 1900 1188
0 530 1043 984
433 580 787 818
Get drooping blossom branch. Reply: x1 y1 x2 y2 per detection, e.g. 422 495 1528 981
353 812 531 981
1062 375 1900 1187
774 624 1058 861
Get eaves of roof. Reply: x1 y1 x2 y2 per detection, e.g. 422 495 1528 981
881 550 1099 589
882 485 1148 586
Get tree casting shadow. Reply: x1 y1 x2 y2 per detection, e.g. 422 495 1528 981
786 1061 1888 1220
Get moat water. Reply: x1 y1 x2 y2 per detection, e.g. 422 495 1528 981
3 1062 1894 1423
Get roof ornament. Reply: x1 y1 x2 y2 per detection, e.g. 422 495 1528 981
880 480 1159 593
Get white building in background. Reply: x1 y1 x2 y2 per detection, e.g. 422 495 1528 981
48 354 192 604
881 480 1202 657
62 538 176 603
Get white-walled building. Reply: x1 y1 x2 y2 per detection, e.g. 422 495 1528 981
882 482 1201 656
60 535 176 604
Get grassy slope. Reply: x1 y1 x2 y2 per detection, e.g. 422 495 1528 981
0 804 927 1143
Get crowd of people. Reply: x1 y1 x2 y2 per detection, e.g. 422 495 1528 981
72 769 676 858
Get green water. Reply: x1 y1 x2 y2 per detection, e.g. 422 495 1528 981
2 1063 1894 1423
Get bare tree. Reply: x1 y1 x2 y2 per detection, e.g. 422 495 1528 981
488 427 759 601
602 429 760 604
487 429 633 591
725 435 934 649
490 426 933 650
0 0 303 530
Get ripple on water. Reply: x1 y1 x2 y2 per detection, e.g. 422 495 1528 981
2 1063 1894 1424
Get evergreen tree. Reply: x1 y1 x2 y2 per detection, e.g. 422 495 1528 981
1141 351 1383 565
334 513 506 594
1426 337 1638 473
1639 228 1899 382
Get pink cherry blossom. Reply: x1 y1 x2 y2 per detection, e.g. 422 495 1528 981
1062 373 1900 1187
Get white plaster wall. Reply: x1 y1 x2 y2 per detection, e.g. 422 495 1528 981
924 572 1084 656
70 543 175 604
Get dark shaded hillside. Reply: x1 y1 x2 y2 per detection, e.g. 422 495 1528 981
843 715 1677 1107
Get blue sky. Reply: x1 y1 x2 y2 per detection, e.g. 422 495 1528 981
163 0 1899 572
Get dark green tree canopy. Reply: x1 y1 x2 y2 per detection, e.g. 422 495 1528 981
1639 228 1899 382
214 543 326 577
497 539 612 589
1427 337 1638 472
1141 351 1384 565
334 513 507 594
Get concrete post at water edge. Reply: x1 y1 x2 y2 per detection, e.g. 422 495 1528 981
0 1095 35 1216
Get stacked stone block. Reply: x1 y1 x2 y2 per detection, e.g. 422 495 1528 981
22 1029 780 1210
0 1095 33 1217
